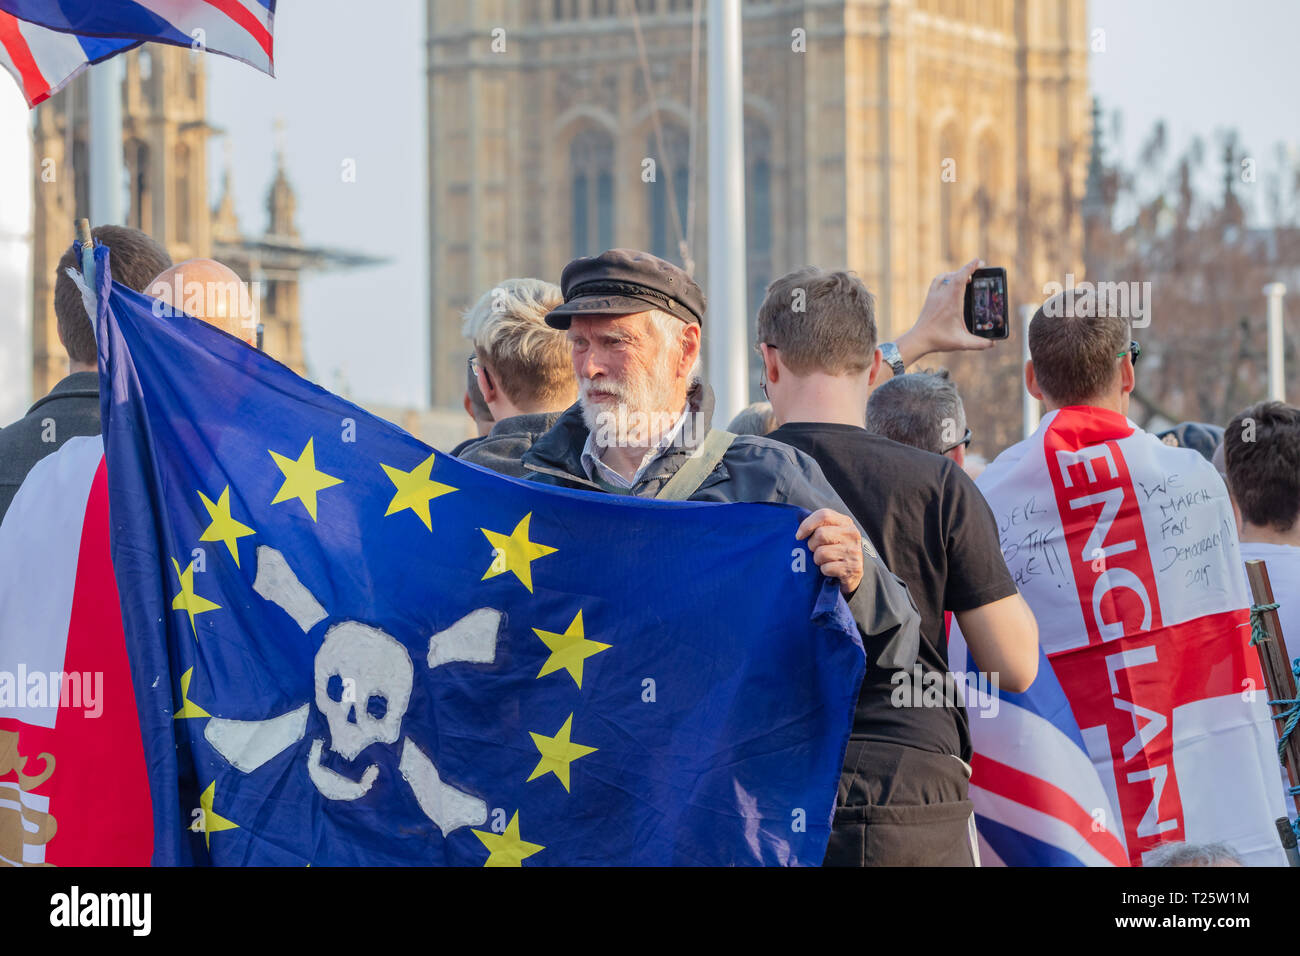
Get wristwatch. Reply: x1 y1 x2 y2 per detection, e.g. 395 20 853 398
879 341 905 377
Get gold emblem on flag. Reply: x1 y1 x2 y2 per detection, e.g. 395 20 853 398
0 731 58 866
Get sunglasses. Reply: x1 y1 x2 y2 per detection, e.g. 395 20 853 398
1117 340 1141 367
940 427 973 456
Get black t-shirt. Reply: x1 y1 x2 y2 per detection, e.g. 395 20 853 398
769 422 1017 761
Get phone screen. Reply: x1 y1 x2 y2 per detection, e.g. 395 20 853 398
965 269 1008 339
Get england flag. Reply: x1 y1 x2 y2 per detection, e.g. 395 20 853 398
968 405 1286 866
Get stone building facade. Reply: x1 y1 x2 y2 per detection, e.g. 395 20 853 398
426 0 1091 427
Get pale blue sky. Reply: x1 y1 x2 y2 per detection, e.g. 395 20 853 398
203 0 1300 410
1089 0 1300 218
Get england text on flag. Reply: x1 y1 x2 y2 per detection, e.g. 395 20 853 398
974 406 1286 866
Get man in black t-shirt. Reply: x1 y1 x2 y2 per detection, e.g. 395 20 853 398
758 264 1039 866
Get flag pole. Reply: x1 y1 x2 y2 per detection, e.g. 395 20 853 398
76 217 98 342
1265 282 1287 402
706 0 747 426
88 57 124 226
76 217 95 293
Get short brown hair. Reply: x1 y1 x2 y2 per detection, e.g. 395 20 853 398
461 278 575 410
1027 293 1129 406
756 267 876 375
1225 401 1300 534
55 225 172 364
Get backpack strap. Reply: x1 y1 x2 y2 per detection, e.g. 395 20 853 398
655 429 736 501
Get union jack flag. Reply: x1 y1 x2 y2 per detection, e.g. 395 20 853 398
0 0 274 107
948 632 1129 866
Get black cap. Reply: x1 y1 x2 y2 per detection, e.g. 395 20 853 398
545 248 706 329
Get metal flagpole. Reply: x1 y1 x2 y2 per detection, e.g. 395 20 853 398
1021 304 1039 438
706 0 747 426
1265 282 1287 402
88 57 124 226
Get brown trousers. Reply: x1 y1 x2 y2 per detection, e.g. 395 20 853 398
822 740 978 867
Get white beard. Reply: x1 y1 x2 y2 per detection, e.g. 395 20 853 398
580 351 683 450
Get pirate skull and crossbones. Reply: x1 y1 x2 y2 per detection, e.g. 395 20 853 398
203 545 499 837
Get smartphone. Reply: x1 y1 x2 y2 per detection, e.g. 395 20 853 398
963 267 1009 340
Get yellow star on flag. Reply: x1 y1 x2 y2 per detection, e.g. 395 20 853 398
480 512 557 593
472 811 544 867
173 667 210 719
198 486 255 566
171 557 220 639
527 713 597 792
269 437 343 521
380 452 456 531
198 781 239 850
533 610 610 689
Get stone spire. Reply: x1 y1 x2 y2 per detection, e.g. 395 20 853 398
212 139 240 243
266 118 298 238
1082 96 1107 222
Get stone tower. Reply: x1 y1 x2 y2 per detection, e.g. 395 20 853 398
425 0 1091 429
31 46 210 396
28 47 372 399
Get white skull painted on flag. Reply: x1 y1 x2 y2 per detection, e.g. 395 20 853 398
203 545 501 837
314 622 413 761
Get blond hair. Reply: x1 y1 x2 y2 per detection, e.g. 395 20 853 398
461 278 576 409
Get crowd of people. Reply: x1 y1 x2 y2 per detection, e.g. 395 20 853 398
3 223 1298 867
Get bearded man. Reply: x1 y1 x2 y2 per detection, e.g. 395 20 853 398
520 249 920 672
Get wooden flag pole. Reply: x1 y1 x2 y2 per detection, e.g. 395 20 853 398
1244 559 1300 841
76 218 95 292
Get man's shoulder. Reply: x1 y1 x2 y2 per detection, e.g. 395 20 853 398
1126 429 1229 491
722 432 822 473
450 435 484 457
458 427 546 479
1240 541 1300 563
0 409 56 474
771 422 957 485
0 386 102 482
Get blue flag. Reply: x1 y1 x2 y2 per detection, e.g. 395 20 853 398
92 245 865 866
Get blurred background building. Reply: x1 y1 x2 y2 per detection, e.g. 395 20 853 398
28 47 381 399
426 0 1091 448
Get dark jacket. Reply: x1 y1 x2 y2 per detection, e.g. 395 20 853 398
456 411 563 478
520 381 921 670
0 372 101 524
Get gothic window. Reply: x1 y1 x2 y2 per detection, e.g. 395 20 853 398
72 137 89 222
647 125 690 264
570 128 615 257
938 124 960 264
174 144 192 245
127 140 150 232
976 132 1000 262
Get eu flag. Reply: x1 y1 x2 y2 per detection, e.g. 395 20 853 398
92 245 865 865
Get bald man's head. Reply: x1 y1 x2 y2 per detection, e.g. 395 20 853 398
149 259 257 346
